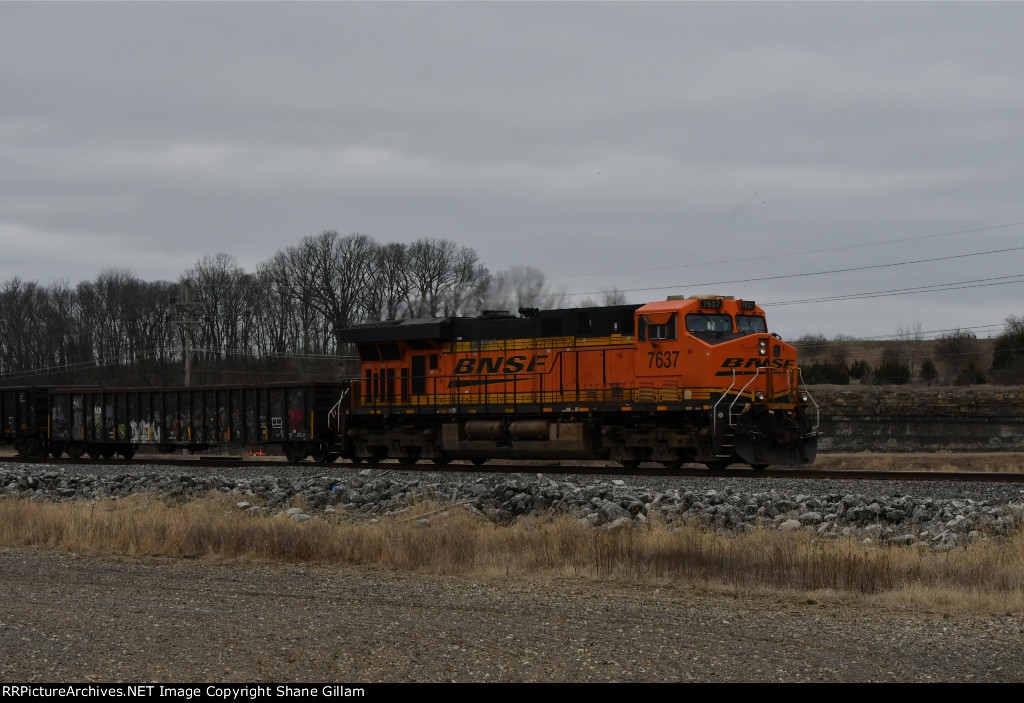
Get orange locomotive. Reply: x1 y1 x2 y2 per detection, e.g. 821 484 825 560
337 296 818 469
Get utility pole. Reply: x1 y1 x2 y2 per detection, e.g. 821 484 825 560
167 282 210 457
167 281 206 387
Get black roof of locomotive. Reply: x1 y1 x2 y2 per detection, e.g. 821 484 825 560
339 303 641 345
338 317 454 343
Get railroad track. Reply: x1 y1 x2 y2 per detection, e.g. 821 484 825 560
3 454 1023 482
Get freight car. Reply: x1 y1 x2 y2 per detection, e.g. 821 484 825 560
335 296 818 469
4 383 348 462
1 387 50 457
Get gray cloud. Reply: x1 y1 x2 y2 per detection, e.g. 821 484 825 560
2 2 1022 340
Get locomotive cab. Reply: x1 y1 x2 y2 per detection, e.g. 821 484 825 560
633 296 817 468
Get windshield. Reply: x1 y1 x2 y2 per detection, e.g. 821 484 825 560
686 313 733 333
736 315 767 333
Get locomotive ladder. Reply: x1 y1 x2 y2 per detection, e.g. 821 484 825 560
327 388 350 439
711 370 742 459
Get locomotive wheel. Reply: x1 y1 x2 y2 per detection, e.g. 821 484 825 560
18 439 47 459
704 459 730 470
311 443 333 463
284 444 307 463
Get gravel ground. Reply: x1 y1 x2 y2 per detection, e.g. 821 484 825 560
9 457 1024 504
1 546 1023 683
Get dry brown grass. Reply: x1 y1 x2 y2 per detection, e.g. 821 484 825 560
2 494 1023 612
814 452 1024 473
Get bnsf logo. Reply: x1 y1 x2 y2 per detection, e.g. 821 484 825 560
454 354 548 375
721 358 795 370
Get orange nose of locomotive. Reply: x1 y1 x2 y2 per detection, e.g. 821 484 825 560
635 296 816 467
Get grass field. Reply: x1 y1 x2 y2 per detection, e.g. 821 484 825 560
2 493 1022 614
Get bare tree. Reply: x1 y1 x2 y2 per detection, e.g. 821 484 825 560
480 265 567 312
0 278 47 375
443 246 489 316
364 242 411 321
793 334 829 364
935 328 979 385
305 231 376 349
404 238 488 318
180 253 250 362
991 314 1024 384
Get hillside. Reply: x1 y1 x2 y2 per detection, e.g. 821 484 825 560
795 336 998 386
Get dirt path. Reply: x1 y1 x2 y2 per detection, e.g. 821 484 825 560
1 546 1022 682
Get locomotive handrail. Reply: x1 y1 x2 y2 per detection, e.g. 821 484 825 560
795 367 820 432
711 369 738 444
327 387 349 435
728 366 766 429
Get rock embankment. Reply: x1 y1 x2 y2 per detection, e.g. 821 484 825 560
3 463 1023 550
813 386 1024 452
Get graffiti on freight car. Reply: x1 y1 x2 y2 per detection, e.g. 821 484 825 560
175 411 191 441
130 418 160 444
288 409 305 439
246 407 257 441
93 406 103 441
51 404 66 437
72 396 83 441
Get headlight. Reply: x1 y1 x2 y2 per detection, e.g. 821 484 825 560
758 338 768 356
799 392 809 403
754 391 765 402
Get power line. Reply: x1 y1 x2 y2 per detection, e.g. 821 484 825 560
554 220 1024 280
792 323 1006 349
764 273 1024 306
565 245 1024 298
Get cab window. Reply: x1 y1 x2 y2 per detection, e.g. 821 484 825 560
736 315 767 333
686 313 733 333
639 313 676 341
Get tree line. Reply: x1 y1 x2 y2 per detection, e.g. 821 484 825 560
6 228 1022 388
0 232 589 386
795 317 1024 387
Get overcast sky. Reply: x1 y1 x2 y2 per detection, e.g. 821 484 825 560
2 2 1023 340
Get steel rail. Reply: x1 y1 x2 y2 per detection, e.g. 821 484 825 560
2 454 1023 482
